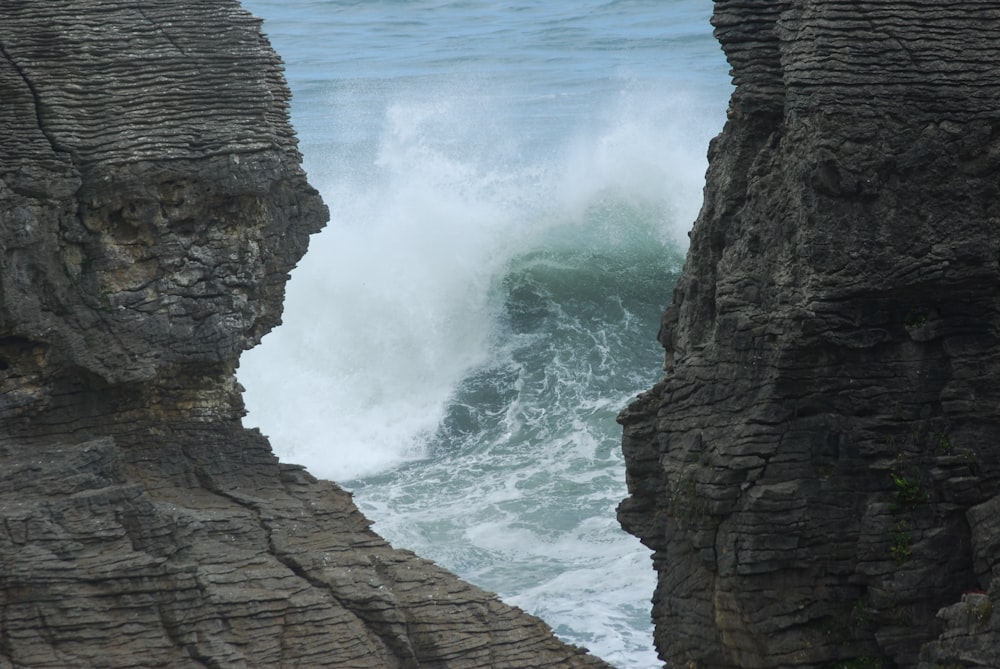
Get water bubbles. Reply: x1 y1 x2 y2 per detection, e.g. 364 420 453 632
237 1 730 665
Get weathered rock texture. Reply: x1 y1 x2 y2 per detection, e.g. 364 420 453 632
619 1 1000 667
0 2 610 668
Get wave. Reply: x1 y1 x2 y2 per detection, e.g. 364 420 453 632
239 83 706 483
237 74 714 668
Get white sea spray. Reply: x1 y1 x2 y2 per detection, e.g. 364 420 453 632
238 2 730 666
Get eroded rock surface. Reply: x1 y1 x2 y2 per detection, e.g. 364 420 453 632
619 2 1000 667
0 2 609 667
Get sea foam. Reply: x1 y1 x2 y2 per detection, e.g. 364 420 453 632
240 83 709 482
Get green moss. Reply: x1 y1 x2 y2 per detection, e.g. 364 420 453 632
891 472 923 509
850 596 872 627
968 596 993 627
903 311 927 328
890 519 912 564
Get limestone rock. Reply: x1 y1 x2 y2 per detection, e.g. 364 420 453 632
620 2 1000 667
0 2 610 667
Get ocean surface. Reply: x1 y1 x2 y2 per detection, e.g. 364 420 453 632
237 1 731 666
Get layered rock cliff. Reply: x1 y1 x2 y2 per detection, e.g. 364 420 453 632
619 1 1000 667
0 2 609 667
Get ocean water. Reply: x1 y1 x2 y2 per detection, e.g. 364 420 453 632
237 1 731 666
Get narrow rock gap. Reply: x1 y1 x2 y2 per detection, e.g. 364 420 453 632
154 600 214 669
136 7 189 58
0 37 72 160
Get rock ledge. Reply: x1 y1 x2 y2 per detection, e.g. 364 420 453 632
0 2 610 667
619 2 1000 667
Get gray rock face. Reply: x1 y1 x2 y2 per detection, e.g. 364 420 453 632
619 2 1000 667
0 2 610 667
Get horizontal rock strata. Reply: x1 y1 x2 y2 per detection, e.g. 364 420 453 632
620 1 1000 667
0 2 610 667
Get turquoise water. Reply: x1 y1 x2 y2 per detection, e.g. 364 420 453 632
237 1 730 666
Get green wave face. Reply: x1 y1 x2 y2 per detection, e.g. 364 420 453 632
351 193 684 663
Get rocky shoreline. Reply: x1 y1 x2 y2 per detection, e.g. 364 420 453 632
5 1 1000 667
619 1 1000 666
0 2 609 667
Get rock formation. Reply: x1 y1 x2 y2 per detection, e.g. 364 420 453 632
619 1 1000 667
0 2 609 667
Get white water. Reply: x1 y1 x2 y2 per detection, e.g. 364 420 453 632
237 2 731 665
241 87 714 482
